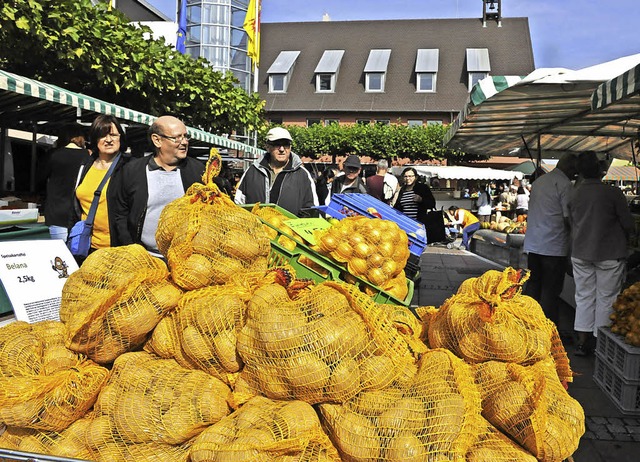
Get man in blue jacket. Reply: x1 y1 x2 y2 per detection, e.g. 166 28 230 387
110 115 204 257
234 127 318 216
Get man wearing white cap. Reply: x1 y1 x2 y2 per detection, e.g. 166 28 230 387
234 127 318 216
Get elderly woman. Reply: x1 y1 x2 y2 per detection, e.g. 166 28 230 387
70 115 128 256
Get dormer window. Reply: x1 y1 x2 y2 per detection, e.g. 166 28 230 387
466 48 490 91
416 49 439 92
364 49 391 92
267 51 300 93
314 50 344 93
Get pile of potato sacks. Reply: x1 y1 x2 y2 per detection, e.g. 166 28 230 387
0 152 584 461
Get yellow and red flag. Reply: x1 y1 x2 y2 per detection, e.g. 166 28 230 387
243 0 261 69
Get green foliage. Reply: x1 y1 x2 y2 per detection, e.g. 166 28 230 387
260 123 481 163
0 0 265 134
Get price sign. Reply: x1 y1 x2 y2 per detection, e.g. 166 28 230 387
0 240 79 323
284 218 332 246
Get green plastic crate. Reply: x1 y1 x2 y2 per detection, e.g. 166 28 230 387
245 204 414 307
269 240 414 307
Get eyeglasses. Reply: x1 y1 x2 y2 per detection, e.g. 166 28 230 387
156 133 191 143
268 140 291 148
102 132 121 140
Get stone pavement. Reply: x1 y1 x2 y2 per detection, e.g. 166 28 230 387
413 245 640 462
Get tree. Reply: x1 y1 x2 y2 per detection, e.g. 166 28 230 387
0 0 265 134
261 123 483 163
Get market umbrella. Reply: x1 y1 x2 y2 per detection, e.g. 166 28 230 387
443 54 640 161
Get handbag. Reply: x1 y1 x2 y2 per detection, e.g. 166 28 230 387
67 154 121 257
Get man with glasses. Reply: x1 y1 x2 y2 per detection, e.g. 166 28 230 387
234 127 318 216
111 115 205 257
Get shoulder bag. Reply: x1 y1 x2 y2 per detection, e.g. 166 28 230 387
67 154 121 257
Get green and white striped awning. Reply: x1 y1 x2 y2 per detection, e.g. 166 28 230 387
592 62 640 111
444 54 640 161
0 69 264 157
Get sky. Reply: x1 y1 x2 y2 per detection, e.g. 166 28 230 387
147 0 639 70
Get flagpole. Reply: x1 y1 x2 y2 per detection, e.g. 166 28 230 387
252 0 260 94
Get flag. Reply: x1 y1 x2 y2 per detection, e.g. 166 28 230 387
243 0 261 68
176 0 187 54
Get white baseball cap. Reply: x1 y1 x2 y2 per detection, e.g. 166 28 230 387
266 127 292 142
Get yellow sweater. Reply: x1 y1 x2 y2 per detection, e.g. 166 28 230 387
76 167 111 249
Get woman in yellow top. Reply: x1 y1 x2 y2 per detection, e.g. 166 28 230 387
70 115 127 259
448 206 480 250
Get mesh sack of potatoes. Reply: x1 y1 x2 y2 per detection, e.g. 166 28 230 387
318 349 485 462
0 320 77 378
88 351 231 449
0 418 94 460
0 321 109 432
250 203 303 251
473 357 584 462
144 268 288 385
236 280 420 405
190 396 341 462
424 268 559 366
313 216 410 290
155 149 271 290
465 421 537 462
145 281 252 384
59 244 182 364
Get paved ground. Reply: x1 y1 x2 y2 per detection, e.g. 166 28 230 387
414 244 640 462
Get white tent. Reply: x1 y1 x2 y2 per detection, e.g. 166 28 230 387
392 165 523 181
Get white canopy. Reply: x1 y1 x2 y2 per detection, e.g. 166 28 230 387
393 166 523 181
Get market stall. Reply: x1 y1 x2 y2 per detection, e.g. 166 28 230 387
0 170 585 460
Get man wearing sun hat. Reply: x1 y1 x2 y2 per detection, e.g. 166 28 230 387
234 127 318 216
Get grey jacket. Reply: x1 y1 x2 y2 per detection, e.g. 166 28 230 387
234 151 318 216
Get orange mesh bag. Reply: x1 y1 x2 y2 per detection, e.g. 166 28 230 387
59 244 182 364
318 349 485 462
144 268 286 385
0 418 94 460
156 149 271 290
236 280 420 405
314 216 410 288
425 268 557 365
88 351 231 449
189 396 341 462
474 357 584 462
0 321 109 432
466 421 537 462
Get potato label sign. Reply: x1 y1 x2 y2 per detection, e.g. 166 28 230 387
0 240 78 322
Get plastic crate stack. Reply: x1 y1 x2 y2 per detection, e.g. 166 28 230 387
317 193 427 280
593 326 640 415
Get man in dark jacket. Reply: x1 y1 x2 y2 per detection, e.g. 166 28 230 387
331 155 368 197
110 115 204 257
234 127 318 216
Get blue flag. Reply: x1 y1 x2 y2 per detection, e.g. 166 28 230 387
176 0 187 54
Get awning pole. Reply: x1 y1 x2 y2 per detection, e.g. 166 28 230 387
30 123 38 193
0 127 6 193
632 137 639 193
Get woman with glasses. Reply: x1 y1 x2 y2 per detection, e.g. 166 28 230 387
394 167 436 224
69 115 128 258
